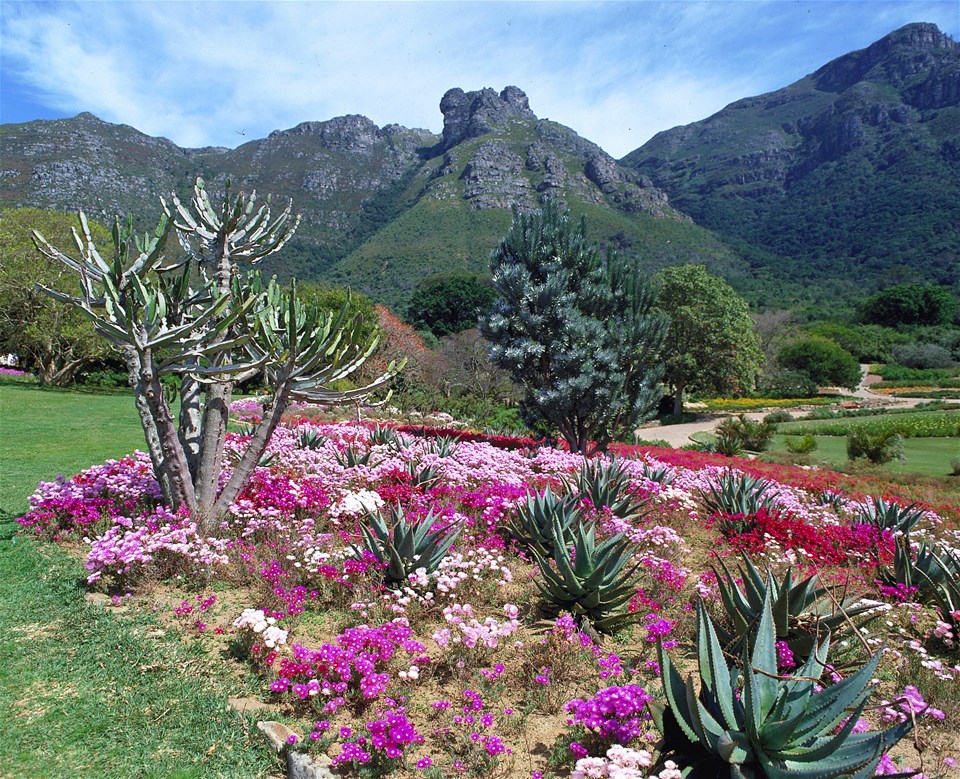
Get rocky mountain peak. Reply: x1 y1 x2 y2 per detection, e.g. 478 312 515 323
438 86 536 150
811 22 958 95
267 114 383 151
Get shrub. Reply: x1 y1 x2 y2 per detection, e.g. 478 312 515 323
763 410 793 424
784 434 817 454
847 428 904 464
714 414 777 452
891 342 954 370
778 336 862 390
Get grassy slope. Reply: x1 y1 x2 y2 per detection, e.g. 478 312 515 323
0 383 277 778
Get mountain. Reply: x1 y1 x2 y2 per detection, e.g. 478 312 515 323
622 23 960 307
1 88 740 313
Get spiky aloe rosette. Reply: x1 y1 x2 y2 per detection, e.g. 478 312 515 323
531 518 644 634
650 592 916 778
508 485 581 557
713 554 877 660
356 504 460 586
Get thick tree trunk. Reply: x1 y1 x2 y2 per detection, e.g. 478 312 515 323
205 383 290 531
195 380 232 515
673 386 684 417
124 348 174 501
178 373 203 481
131 346 196 514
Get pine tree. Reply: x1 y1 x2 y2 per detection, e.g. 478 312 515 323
479 202 667 455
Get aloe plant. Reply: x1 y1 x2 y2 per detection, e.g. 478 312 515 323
370 424 408 450
701 472 779 518
425 435 459 458
508 486 581 557
531 518 643 633
651 593 916 778
567 458 649 521
357 504 460 586
335 445 372 468
919 546 960 643
405 461 441 489
640 462 675 486
876 537 948 604
853 497 926 536
714 555 877 660
297 429 327 450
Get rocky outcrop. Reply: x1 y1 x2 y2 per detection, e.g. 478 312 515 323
438 86 536 150
461 140 533 209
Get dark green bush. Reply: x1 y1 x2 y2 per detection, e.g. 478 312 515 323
784 434 817 454
847 428 904 464
778 336 862 390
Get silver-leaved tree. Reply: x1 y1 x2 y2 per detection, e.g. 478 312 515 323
479 201 667 455
33 177 399 532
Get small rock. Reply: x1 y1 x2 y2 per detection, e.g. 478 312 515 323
228 696 270 714
257 721 302 753
83 592 110 606
145 629 166 638
287 751 335 779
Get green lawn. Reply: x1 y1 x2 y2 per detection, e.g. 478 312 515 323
770 434 960 477
0 383 277 778
0 382 147 514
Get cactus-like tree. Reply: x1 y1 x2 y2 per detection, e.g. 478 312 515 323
33 178 399 532
479 202 667 455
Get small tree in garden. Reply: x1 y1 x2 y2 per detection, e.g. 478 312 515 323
0 208 114 385
479 201 667 455
33 177 398 532
656 264 764 415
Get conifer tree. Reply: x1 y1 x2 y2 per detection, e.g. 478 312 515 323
479 202 667 455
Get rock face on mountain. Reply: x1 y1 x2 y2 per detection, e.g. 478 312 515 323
623 23 960 296
2 84 712 311
438 86 535 150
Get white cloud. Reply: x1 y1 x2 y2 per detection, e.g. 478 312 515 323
1 0 957 156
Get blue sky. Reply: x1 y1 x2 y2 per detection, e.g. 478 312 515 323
1 1 957 158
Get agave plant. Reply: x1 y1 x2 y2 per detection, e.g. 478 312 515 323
918 546 960 643
508 486 582 557
876 537 948 604
713 554 877 660
335 445 372 468
369 424 408 451
650 593 916 779
405 461 441 489
531 517 643 633
425 435 459 458
640 462 675 486
853 497 926 536
356 504 460 586
701 472 779 519
567 458 650 521
297 429 327 450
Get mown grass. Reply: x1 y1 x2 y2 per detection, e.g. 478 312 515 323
0 383 277 778
0 382 147 515
769 434 960 478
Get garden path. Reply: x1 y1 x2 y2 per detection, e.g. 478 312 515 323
644 365 935 448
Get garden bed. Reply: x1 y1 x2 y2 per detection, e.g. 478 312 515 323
13 402 960 778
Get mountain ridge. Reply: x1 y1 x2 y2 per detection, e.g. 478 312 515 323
622 22 960 304
2 22 957 312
